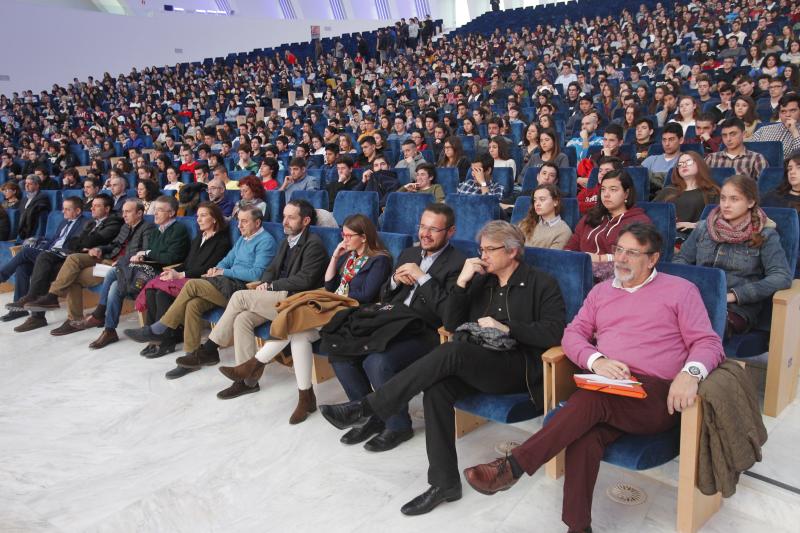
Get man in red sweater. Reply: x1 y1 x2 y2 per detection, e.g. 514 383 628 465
463 223 724 533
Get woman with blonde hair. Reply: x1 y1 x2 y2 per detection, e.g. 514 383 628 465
517 184 572 249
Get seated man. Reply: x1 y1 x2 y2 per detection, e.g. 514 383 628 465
687 112 722 154
395 138 427 177
631 117 655 165
124 206 276 379
751 92 800 159
457 153 504 197
184 199 327 392
83 195 191 349
353 154 400 209
566 112 603 161
104 173 128 212
320 220 566 516
15 174 52 241
329 203 466 452
2 196 115 326
462 223 724 533
279 157 316 201
326 155 360 210
25 198 153 336
642 122 683 195
705 118 767 182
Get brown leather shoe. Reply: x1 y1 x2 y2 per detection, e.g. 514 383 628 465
216 381 260 400
24 293 60 311
82 315 104 328
89 329 119 349
463 456 520 495
219 357 266 383
289 387 317 425
50 319 87 336
13 315 48 333
176 348 220 369
6 294 35 311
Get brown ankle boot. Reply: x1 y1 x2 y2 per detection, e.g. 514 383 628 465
289 387 317 425
219 357 266 383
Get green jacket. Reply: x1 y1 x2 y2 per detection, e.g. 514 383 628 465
144 220 190 266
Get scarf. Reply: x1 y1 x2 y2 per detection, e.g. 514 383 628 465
706 206 766 244
335 252 369 296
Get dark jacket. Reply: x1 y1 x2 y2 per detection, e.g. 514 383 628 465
43 216 87 250
176 230 232 278
143 220 191 266
17 192 51 240
0 208 9 241
65 215 123 252
324 253 393 304
326 176 361 210
444 261 567 407
260 229 329 294
381 244 466 328
99 220 155 260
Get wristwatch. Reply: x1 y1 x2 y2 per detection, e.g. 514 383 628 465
684 364 703 380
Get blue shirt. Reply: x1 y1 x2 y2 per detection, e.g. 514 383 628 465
217 228 276 281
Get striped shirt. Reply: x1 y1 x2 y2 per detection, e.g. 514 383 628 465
751 123 800 159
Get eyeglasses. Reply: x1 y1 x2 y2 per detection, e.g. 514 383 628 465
478 245 505 255
611 245 655 258
417 224 450 234
676 159 696 167
341 232 362 239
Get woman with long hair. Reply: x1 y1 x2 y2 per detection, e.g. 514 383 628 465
731 95 761 140
669 95 698 132
675 175 792 336
523 128 569 171
217 214 392 424
436 136 470 181
517 184 572 249
762 153 800 216
137 179 161 215
565 170 652 281
488 136 516 180
654 151 720 240
520 122 540 166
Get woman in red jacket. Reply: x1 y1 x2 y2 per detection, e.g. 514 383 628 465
565 170 652 281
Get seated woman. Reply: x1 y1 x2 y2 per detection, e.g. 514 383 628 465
654 151 720 243
675 175 792 336
137 179 160 215
230 175 267 220
1 181 22 209
732 95 761 140
517 184 572 249
565 170 652 281
436 135 471 181
163 167 183 192
399 162 445 202
318 221 566 516
521 128 569 176
762 154 800 214
217 214 392 424
488 135 516 182
134 202 232 357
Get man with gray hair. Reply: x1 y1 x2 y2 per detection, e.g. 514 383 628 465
320 220 566 517
16 174 51 240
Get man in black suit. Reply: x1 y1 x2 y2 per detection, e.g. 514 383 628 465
15 174 52 241
328 203 466 452
6 195 122 331
168 199 329 385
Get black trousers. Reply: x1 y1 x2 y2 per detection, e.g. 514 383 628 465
144 288 181 340
28 251 66 298
367 341 528 488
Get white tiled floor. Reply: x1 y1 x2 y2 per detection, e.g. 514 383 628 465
1 291 799 532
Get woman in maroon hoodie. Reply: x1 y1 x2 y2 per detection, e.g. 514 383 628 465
565 169 652 282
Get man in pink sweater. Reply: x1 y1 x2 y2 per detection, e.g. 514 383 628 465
462 223 725 533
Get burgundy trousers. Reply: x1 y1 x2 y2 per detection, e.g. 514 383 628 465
511 375 678 531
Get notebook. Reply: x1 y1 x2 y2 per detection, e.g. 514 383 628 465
573 374 647 399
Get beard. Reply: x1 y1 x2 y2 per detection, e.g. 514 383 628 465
614 264 634 284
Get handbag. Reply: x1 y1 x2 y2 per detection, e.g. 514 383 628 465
116 259 159 298
451 322 518 352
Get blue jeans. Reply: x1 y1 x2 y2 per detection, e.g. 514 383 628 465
0 246 41 301
97 268 125 329
331 334 438 432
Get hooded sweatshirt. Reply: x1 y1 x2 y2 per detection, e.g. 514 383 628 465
565 206 652 254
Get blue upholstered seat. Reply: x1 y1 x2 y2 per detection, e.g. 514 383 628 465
639 201 676 261
745 141 784 168
176 216 199 240
521 167 578 197
377 231 413 264
444 193 500 241
380 192 434 234
435 167 460 196
265 190 285 223
290 189 329 210
308 225 341 256
758 167 784 196
332 190 379 226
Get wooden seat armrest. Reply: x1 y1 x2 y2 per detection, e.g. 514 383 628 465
772 278 800 305
10 245 22 257
542 345 581 412
438 327 452 344
765 279 800 417
246 281 262 290
541 345 567 364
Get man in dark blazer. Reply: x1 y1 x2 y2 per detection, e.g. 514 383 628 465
329 203 466 452
15 174 52 241
30 198 154 336
3 195 121 330
184 199 329 388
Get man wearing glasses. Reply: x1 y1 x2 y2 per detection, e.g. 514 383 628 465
321 220 565 516
463 223 723 533
328 203 466 452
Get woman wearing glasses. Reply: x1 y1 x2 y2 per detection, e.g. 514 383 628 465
218 214 392 424
674 175 792 337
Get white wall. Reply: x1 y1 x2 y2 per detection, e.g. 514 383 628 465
0 1 387 96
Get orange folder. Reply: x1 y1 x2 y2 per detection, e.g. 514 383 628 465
573 374 647 399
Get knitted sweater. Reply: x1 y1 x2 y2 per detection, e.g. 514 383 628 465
217 229 276 281
522 219 572 249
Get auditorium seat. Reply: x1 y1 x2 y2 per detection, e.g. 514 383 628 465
290 190 329 210
380 192 434 235
434 167 460 196
758 167 784 195
332 190 379 226
444 193 500 241
745 141 784 168
639 201 676 261
521 167 578 197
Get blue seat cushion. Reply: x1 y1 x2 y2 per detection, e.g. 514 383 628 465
543 402 680 470
455 392 542 424
203 307 225 323
724 330 769 358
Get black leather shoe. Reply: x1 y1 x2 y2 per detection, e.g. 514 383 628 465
0 310 28 322
144 342 177 359
400 484 462 516
364 428 414 452
340 416 385 445
123 325 166 344
320 400 373 430
165 366 198 380
140 344 159 357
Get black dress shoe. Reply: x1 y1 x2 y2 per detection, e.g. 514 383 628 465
143 342 177 359
124 325 167 344
364 428 414 452
165 366 198 380
319 400 373 430
0 310 28 322
400 484 462 516
340 416 385 445
140 344 159 357
216 381 260 399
